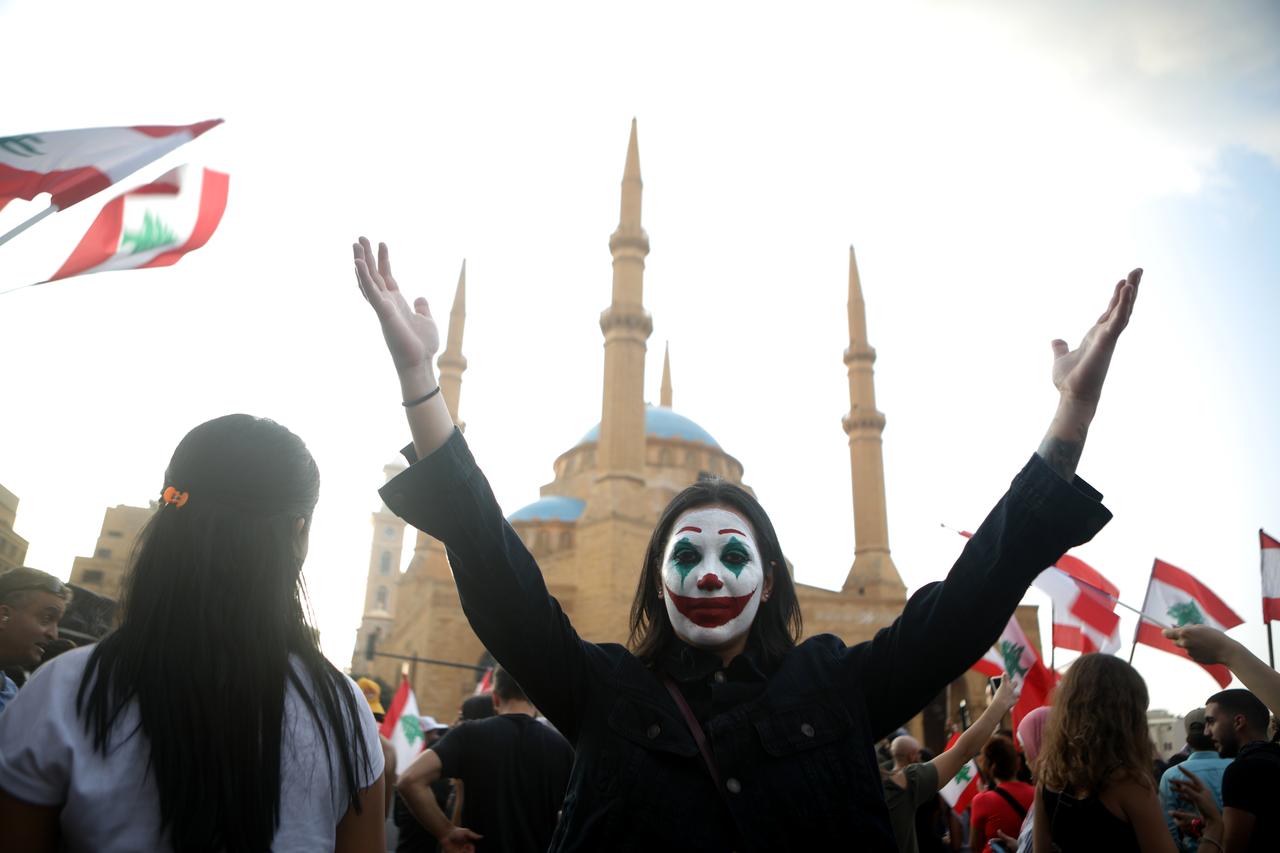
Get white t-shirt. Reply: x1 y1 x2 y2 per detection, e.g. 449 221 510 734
0 644 384 852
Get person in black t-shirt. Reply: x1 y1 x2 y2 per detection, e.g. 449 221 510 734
396 667 573 853
1204 688 1280 853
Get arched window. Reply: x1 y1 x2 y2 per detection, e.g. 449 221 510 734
375 586 389 610
380 551 392 574
559 530 573 550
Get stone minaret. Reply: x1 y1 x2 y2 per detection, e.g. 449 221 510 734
841 247 905 598
350 462 407 673
660 342 673 408
584 119 652 520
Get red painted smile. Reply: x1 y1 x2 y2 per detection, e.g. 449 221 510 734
665 585 757 628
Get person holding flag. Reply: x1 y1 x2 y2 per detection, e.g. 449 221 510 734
354 235 1139 851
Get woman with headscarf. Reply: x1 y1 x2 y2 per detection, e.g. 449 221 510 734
353 238 1139 852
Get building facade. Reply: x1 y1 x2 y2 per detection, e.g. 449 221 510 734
350 122 1037 744
0 483 30 574
69 503 156 600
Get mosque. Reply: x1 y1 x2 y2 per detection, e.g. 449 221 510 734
349 121 1032 747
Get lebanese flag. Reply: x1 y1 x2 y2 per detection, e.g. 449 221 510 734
1135 559 1244 687
379 676 427 771
970 614 1057 731
0 119 221 213
940 758 982 813
49 165 228 281
1034 556 1122 654
474 666 494 694
1262 531 1280 623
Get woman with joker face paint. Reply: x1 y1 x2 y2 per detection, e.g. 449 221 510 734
354 238 1138 852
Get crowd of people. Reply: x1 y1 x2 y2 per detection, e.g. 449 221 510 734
0 243 1275 852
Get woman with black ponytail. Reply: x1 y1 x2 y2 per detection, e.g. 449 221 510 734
0 414 385 852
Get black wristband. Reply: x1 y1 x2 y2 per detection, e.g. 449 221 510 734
402 386 443 408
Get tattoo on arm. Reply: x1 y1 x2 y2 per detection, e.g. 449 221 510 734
1037 422 1087 481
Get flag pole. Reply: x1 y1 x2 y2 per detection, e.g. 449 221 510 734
1050 602 1056 671
0 204 56 248
1129 561 1156 665
1268 621 1275 670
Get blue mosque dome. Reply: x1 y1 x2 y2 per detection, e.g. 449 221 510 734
507 495 587 523
578 405 721 449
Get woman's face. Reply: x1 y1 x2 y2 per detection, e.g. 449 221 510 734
659 505 769 650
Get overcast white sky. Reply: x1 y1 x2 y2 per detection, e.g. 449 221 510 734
2 0 1278 719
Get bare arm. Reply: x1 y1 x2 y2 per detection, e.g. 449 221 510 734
380 736 397 816
1036 269 1141 481
1112 779 1178 853
353 238 455 459
930 676 1018 788
1165 625 1280 717
396 749 483 852
334 777 387 853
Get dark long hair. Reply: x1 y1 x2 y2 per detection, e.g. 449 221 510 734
628 478 802 667
76 415 373 852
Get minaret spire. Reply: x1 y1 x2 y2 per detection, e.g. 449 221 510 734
588 119 652 509
660 342 672 408
437 259 468 422
841 246 904 597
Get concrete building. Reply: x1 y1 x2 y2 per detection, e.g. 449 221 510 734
69 503 156 600
351 122 1037 744
1148 708 1184 760
0 483 30 574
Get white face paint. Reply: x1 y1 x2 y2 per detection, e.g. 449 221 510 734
660 506 766 651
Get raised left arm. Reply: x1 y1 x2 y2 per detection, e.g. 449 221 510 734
844 269 1140 737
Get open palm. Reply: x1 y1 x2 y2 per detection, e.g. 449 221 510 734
353 237 440 373
1050 268 1141 405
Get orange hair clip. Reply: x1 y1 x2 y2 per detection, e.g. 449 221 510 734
161 486 189 508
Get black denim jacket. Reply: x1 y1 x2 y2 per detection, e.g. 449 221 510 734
380 430 1111 852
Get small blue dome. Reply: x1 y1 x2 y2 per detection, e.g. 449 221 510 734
578 405 721 449
507 495 586 523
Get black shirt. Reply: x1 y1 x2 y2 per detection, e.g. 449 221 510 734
430 714 574 853
381 429 1111 852
1221 740 1280 853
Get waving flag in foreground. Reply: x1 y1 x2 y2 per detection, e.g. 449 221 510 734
380 675 427 772
971 614 1056 731
1034 554 1122 655
1135 559 1243 687
940 758 981 812
0 119 221 216
49 165 228 282
1262 530 1280 623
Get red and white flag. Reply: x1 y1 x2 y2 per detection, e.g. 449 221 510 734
49 165 228 281
952 530 1121 655
1135 559 1244 687
0 119 221 213
474 666 494 695
971 614 1056 731
940 758 982 813
379 676 427 771
1034 554 1122 655
1262 530 1280 623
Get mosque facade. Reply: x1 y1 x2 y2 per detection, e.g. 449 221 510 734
349 122 1035 747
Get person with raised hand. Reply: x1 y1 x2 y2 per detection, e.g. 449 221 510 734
354 237 1139 852
1165 625 1280 718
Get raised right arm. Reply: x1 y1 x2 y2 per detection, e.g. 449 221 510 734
354 239 601 739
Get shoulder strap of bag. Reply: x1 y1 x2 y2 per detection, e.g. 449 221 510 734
993 784 1029 819
662 674 724 792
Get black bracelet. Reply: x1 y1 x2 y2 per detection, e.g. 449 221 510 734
402 386 443 408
